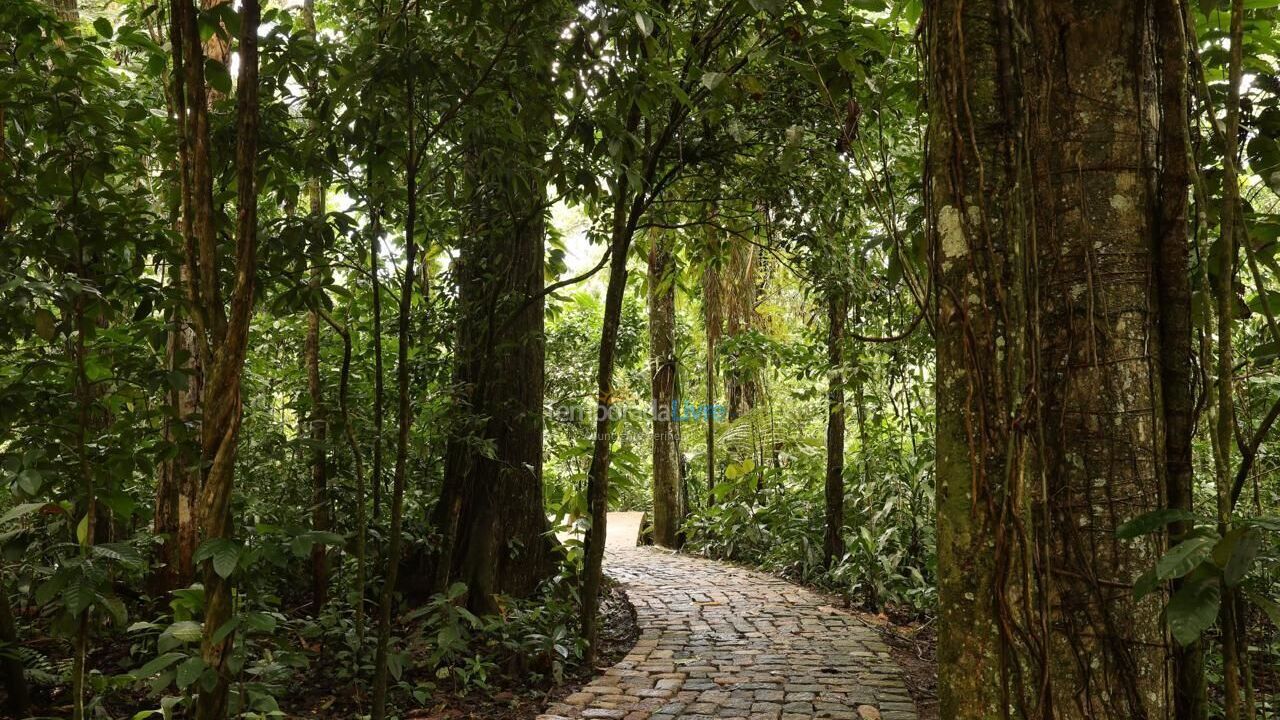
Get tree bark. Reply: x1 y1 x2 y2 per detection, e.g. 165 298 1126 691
371 72 418 720
649 230 683 549
154 266 201 594
929 1 1171 717
723 238 758 421
702 254 721 504
430 192 551 610
823 287 846 569
1154 1 1206 717
427 2 559 610
302 1 330 616
169 0 261 712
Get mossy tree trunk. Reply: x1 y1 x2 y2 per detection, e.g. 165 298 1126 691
929 1 1175 717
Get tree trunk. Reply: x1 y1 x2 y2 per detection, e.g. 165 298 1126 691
371 75 418 720
168 0 261 711
723 238 758 421
305 190 329 614
928 1 1171 717
427 3 558 610
302 1 330 616
581 116 642 660
649 230 682 549
1154 0 1206 717
154 266 201 594
369 176 385 522
702 256 721 504
823 287 845 569
1211 1 1246 717
430 194 550 610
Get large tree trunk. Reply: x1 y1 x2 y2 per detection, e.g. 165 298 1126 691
929 1 1172 717
823 287 845 569
649 230 683 549
427 2 558 611
430 194 551 610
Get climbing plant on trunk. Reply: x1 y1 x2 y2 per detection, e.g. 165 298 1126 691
928 0 1174 716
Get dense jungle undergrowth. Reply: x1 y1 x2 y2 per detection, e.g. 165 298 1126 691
2 0 1280 718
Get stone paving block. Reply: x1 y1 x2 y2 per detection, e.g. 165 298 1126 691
542 546 917 719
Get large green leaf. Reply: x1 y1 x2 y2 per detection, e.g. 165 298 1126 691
163 620 203 644
1155 534 1216 580
133 651 186 678
1116 509 1197 540
195 538 241 579
1166 574 1221 646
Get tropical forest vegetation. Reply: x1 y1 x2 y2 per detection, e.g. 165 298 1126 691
1 0 1279 718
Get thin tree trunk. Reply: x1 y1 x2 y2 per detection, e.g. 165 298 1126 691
823 287 845 569
723 238 758 421
649 230 682 548
317 308 366 654
172 0 261 712
371 74 417 720
581 131 642 661
1212 0 1246 716
71 268 94 720
1154 1 1206 717
154 264 201 593
702 255 720 504
302 0 330 616
369 171 385 521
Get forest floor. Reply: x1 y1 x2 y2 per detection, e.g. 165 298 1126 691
539 514 931 720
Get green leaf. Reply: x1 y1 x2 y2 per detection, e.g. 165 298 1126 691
1245 588 1280 627
1132 568 1160 601
634 11 653 37
76 513 90 547
1215 527 1262 587
195 538 240 578
701 71 726 91
64 573 96 616
34 308 55 341
241 611 276 633
1116 509 1197 540
163 620 203 643
93 542 146 569
210 617 238 646
1155 533 1216 580
205 59 232 95
176 656 205 689
93 17 112 37
16 468 42 495
0 502 48 525
134 651 186 678
1166 574 1220 646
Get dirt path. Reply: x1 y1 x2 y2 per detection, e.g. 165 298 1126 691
541 513 917 720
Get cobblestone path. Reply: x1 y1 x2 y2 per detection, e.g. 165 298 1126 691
540 525 917 720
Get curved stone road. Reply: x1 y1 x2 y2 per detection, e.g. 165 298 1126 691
540 514 917 720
